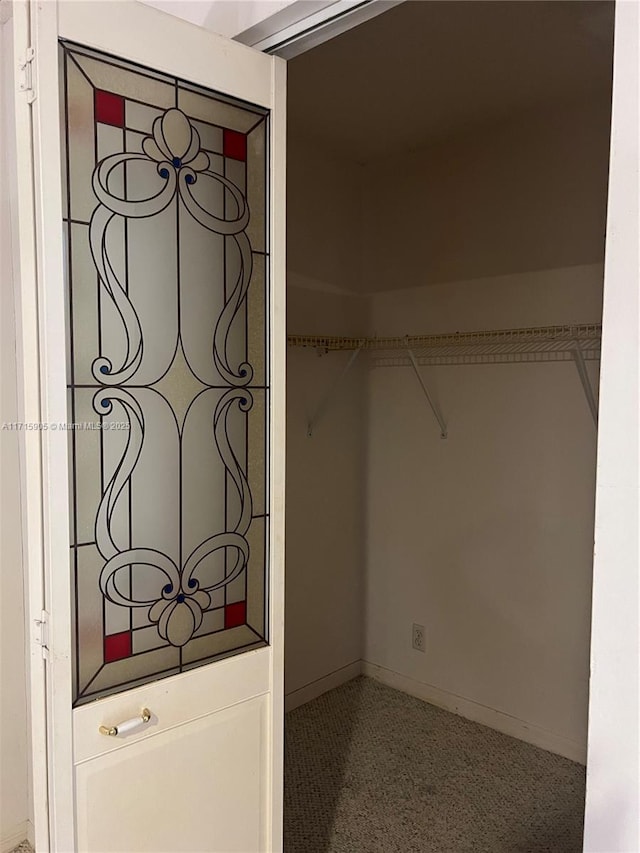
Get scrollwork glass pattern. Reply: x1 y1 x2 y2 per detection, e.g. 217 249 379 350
60 42 270 706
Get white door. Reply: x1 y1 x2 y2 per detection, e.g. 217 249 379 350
14 2 285 850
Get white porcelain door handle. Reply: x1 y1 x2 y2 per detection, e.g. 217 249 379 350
99 708 151 737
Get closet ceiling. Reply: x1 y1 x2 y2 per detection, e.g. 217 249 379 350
288 0 615 162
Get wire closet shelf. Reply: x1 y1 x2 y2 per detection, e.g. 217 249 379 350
287 323 602 367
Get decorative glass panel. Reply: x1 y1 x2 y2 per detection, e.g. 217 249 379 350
60 42 270 707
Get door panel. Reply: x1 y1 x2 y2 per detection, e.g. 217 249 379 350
73 647 269 763
75 693 268 852
25 2 285 849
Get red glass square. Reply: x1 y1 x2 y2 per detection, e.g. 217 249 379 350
225 601 246 629
223 129 247 162
95 90 125 128
104 631 132 662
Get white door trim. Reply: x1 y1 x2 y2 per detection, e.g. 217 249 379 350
583 0 640 850
30 3 76 847
267 54 287 853
8 1 50 849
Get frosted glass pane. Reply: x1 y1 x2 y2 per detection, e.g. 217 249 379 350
247 516 266 637
193 607 225 638
248 390 266 516
132 624 168 655
60 93 68 219
178 88 263 134
248 254 266 386
76 544 106 695
130 389 181 566
105 599 131 635
71 51 175 109
182 625 264 667
97 123 124 171
247 120 267 253
65 56 96 223
63 223 71 377
86 647 181 701
125 101 163 135
225 157 245 195
73 389 102 543
223 230 247 391
207 152 225 176
70 223 98 385
192 120 223 155
61 42 269 706
178 188 225 386
126 203 179 385
181 389 228 572
125 130 145 154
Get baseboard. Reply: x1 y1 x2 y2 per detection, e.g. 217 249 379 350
1 820 31 853
285 660 362 711
362 661 587 765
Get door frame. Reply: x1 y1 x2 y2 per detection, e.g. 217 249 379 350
234 0 404 59
582 1 640 850
12 1 286 850
8 1 50 848
265 0 640 848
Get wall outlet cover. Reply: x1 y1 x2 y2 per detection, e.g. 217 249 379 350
412 623 425 652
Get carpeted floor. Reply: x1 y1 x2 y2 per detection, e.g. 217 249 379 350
284 676 586 853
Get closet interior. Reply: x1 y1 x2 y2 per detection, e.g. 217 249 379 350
284 1 615 849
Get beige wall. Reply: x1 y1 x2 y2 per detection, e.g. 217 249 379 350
364 264 603 760
285 131 368 701
356 97 609 758
286 282 368 700
286 93 609 760
0 17 30 850
361 97 612 292
287 132 363 294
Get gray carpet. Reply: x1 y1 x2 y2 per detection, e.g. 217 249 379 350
284 676 586 853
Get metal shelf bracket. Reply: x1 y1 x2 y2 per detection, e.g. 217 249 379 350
405 339 448 439
307 345 363 437
572 341 598 426
289 325 602 436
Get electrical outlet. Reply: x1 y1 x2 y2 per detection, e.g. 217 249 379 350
412 623 425 652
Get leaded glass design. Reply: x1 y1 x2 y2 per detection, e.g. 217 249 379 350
60 42 270 707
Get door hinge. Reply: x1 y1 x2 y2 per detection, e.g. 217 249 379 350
18 46 36 103
34 610 49 660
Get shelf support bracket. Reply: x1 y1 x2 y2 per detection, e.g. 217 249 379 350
307 345 362 437
405 339 448 439
571 342 598 426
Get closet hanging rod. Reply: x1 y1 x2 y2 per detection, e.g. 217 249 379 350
287 323 601 354
291 323 601 434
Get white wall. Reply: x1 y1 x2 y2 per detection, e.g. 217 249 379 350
583 1 640 848
364 264 603 762
0 16 30 851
